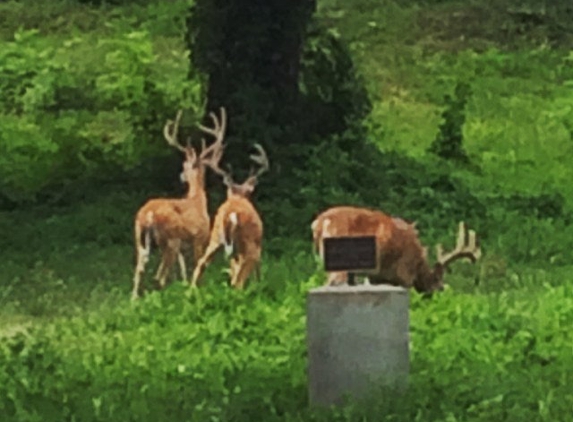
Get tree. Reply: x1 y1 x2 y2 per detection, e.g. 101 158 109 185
429 81 471 164
186 0 316 178
185 0 373 238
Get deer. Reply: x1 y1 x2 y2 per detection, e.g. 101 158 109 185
311 206 481 294
190 143 270 289
131 107 227 300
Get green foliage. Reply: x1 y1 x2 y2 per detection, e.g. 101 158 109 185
0 248 315 421
299 22 372 141
491 0 573 47
0 243 572 421
0 26 201 205
429 81 472 163
404 285 573 421
75 0 156 5
254 20 375 239
277 139 487 242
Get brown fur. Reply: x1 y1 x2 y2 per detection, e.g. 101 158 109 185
132 156 210 299
131 108 227 299
191 144 269 290
311 206 479 293
191 190 263 289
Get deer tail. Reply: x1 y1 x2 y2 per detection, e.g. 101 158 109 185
135 211 154 263
224 212 239 257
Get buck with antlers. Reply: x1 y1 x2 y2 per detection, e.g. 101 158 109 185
190 143 270 289
311 206 481 293
131 108 227 299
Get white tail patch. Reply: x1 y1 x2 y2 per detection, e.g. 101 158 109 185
137 229 151 269
223 212 238 257
146 210 154 225
135 211 154 267
316 218 333 260
311 219 318 232
224 242 234 257
322 218 332 237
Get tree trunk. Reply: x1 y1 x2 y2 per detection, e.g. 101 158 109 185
186 0 316 180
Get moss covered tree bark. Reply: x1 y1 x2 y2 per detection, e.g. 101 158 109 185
186 0 316 179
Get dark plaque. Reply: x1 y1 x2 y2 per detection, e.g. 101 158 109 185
323 236 377 272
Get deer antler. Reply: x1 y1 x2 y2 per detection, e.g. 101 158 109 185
163 110 187 153
436 221 481 268
195 107 233 186
201 142 234 187
198 107 227 160
248 143 270 179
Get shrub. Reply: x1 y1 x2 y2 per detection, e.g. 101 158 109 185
0 28 201 206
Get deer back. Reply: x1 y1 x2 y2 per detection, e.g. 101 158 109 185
212 195 263 254
312 206 430 287
137 197 210 239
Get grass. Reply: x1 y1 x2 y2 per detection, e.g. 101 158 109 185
1 206 572 420
318 0 573 209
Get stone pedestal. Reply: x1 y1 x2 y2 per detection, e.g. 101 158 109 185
306 284 409 407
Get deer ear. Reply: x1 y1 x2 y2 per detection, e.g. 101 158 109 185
248 175 260 188
244 182 256 195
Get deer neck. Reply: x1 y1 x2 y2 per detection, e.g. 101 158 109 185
184 172 206 199
413 261 435 293
227 182 254 199
185 181 206 202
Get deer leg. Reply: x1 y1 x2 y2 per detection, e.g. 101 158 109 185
158 241 179 289
192 236 208 270
132 250 147 300
327 271 348 286
154 257 165 281
228 257 239 285
168 239 184 284
232 258 258 290
132 225 151 300
153 240 169 282
190 242 221 287
177 252 187 281
153 247 169 286
229 256 241 288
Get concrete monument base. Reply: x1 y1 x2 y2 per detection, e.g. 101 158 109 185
306 284 409 407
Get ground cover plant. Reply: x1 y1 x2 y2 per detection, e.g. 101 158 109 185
1 0 573 420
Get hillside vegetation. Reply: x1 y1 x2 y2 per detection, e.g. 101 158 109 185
1 0 572 420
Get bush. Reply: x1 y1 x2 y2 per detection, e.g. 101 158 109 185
0 27 201 206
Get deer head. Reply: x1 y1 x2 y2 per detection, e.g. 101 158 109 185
416 222 482 293
163 108 227 192
204 142 270 199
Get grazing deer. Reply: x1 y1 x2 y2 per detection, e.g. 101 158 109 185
190 144 270 289
131 108 227 299
311 206 481 293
